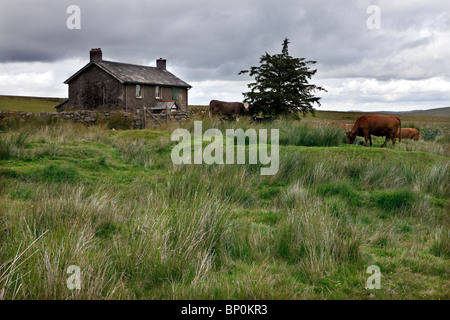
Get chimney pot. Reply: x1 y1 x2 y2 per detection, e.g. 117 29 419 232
90 48 102 62
156 58 166 70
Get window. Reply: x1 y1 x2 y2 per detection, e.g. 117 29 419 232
136 85 142 98
155 86 161 99
172 87 179 100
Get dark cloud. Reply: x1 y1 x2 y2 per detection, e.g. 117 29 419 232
1 0 449 108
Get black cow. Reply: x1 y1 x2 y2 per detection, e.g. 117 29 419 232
209 100 250 121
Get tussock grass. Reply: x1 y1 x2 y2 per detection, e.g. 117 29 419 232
371 188 415 212
430 227 450 259
172 117 344 147
0 118 448 299
275 193 364 273
278 122 345 147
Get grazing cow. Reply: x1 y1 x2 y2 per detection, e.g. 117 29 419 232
397 128 421 141
209 100 249 121
346 115 402 147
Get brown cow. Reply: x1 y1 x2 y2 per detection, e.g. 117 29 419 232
397 128 421 141
346 115 401 147
209 100 249 121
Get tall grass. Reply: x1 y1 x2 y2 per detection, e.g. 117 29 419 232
278 122 345 147
0 118 449 299
275 187 364 275
0 178 233 299
172 117 345 147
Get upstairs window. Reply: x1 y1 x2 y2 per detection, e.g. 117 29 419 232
136 85 142 98
172 87 179 100
155 86 161 99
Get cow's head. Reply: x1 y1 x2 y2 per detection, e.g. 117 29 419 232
244 103 257 115
346 131 357 144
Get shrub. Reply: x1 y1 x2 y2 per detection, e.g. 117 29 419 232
107 113 133 130
0 140 10 160
421 129 441 141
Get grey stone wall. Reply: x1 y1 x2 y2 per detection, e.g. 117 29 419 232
0 110 193 129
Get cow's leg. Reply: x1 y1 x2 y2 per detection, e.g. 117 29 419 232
381 135 390 148
363 130 369 147
391 133 397 146
215 114 224 124
369 135 373 147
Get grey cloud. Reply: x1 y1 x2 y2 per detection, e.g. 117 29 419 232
0 0 449 83
400 36 435 50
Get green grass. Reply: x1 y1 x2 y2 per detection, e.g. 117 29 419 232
0 117 448 300
0 95 65 113
371 188 416 212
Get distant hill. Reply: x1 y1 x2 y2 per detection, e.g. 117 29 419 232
403 107 450 117
0 95 65 113
349 107 450 117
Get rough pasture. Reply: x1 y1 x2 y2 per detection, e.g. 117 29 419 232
0 112 448 300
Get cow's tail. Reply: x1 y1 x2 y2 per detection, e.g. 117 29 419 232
398 118 402 144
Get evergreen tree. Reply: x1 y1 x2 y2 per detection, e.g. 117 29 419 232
239 38 326 118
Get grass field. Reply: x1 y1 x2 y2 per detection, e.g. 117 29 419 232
0 95 66 113
0 110 448 300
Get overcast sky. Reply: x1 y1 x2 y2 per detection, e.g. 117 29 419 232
1 0 449 111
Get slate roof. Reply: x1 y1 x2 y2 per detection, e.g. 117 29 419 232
64 60 191 88
54 99 69 110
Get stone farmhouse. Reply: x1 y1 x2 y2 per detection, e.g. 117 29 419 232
56 48 191 115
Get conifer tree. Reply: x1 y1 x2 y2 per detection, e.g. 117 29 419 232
239 38 326 118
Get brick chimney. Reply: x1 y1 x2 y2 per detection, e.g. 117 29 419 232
156 58 166 70
90 48 102 62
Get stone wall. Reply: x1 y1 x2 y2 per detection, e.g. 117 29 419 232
0 110 193 129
